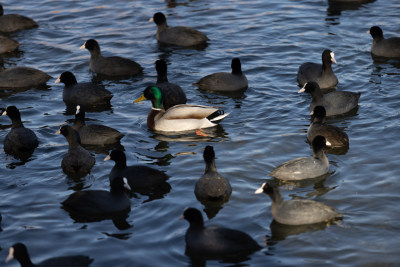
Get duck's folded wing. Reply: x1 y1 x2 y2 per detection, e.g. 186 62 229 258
162 104 219 120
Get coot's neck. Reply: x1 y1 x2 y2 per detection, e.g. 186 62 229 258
11 119 24 129
310 88 324 101
322 59 332 72
156 70 168 83
232 63 243 75
16 253 35 267
204 159 218 174
67 132 81 150
312 146 327 160
114 159 127 169
157 22 168 32
267 188 284 205
74 112 86 128
89 47 101 58
64 76 77 87
312 115 325 124
189 218 204 230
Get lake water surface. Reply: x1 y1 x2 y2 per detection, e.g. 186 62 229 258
1 0 400 266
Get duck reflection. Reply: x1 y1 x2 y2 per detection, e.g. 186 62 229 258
370 56 400 68
187 253 254 267
151 124 229 143
268 219 330 242
61 177 132 230
65 212 132 231
64 102 112 115
326 0 376 26
326 0 376 18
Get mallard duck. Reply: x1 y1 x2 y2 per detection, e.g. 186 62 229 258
133 86 229 132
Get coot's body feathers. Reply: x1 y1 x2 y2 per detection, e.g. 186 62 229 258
0 35 20 53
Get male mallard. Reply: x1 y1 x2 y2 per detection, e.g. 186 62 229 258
134 86 228 132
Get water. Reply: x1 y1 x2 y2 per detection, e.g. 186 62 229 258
0 0 400 266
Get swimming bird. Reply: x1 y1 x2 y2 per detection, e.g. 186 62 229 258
62 176 131 220
297 49 338 89
0 35 20 54
367 26 400 58
80 39 143 77
195 146 232 203
0 59 51 88
154 59 187 110
0 4 38 33
71 105 124 146
151 12 209 47
55 71 112 107
56 125 95 177
308 106 349 149
269 135 330 181
181 207 261 259
193 58 248 92
298 81 360 117
5 242 93 267
104 149 170 195
133 86 228 132
255 181 343 225
1 106 38 159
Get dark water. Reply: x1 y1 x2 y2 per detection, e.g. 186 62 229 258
1 0 400 266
